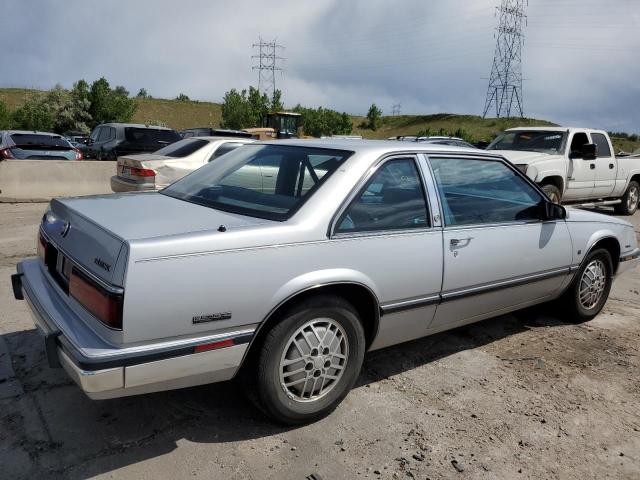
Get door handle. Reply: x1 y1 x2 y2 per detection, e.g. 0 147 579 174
609 164 614 169
450 237 473 247
589 163 595 170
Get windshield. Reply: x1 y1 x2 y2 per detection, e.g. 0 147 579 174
9 134 72 149
162 144 353 221
154 138 209 157
487 130 567 155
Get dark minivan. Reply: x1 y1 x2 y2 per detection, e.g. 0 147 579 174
83 123 181 160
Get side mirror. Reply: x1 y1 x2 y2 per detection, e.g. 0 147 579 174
581 143 597 160
540 201 566 220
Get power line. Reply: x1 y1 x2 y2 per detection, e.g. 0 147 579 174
252 37 285 98
483 0 528 118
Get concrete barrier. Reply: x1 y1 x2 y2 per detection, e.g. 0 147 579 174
0 160 115 202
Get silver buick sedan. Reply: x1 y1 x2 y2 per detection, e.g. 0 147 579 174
13 140 639 424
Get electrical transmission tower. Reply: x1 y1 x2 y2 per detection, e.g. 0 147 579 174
252 38 285 98
482 0 527 118
392 103 401 116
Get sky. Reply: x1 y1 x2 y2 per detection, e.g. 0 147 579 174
2 0 639 132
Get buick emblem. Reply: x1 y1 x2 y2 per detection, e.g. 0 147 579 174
60 221 70 237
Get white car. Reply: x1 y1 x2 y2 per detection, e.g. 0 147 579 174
110 136 254 192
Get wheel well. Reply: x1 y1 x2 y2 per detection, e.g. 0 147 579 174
590 237 621 274
539 176 564 194
239 283 380 371
629 174 640 187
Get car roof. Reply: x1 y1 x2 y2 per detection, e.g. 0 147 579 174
1 130 63 136
505 126 607 134
187 136 254 142
97 123 175 130
260 138 499 158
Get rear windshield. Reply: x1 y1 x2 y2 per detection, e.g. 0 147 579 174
154 138 209 157
162 144 353 221
124 128 181 146
9 134 71 149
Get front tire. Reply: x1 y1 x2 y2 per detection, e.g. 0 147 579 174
614 180 639 215
560 248 613 323
247 295 365 425
541 184 562 204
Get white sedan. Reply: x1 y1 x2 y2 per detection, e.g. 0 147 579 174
110 136 254 192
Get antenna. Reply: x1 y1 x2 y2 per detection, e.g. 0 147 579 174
482 0 527 118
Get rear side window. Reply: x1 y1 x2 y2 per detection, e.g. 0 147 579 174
155 138 209 157
336 158 429 233
430 158 542 226
124 128 181 146
97 128 111 142
591 133 612 158
9 134 71 149
209 142 245 161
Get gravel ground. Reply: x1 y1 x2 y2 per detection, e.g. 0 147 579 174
1 202 639 480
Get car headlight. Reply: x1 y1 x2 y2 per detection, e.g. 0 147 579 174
515 164 528 174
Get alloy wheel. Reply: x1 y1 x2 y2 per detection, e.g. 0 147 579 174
578 259 607 310
279 318 349 402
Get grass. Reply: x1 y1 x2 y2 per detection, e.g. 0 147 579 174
1 88 638 152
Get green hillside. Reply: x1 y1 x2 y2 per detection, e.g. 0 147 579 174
1 87 638 152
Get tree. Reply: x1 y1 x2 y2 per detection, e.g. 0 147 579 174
220 88 253 129
271 89 284 112
12 93 55 132
293 105 353 137
88 77 136 127
0 101 13 129
366 103 382 130
247 86 270 126
175 93 190 102
136 88 150 99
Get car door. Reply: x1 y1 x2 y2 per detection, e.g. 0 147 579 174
87 126 102 157
427 155 572 331
590 132 617 198
563 131 596 200
331 155 443 349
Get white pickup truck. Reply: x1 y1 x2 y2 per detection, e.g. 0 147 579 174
487 127 640 215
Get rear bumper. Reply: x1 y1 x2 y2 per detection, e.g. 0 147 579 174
13 259 253 399
110 175 156 193
617 248 640 276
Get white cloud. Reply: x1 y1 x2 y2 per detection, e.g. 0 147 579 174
2 0 639 131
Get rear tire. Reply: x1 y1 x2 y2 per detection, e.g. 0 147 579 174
614 180 639 215
541 184 562 204
559 248 613 323
245 295 365 425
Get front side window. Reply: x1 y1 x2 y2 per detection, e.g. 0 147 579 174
591 133 612 158
162 144 352 221
336 158 429 233
430 158 543 226
209 142 245 161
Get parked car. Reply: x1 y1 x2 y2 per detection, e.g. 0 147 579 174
83 123 181 160
0 131 83 160
110 136 254 192
13 140 639 424
487 127 640 214
181 128 253 139
392 135 477 149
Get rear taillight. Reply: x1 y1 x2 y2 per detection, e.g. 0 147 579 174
73 148 83 160
130 167 156 177
69 268 123 330
37 232 46 260
0 147 14 159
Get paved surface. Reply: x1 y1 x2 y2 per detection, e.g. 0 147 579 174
1 202 639 479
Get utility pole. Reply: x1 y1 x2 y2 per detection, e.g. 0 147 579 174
392 103 402 116
252 37 285 98
482 0 527 118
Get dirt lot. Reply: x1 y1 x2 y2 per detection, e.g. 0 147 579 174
1 202 639 479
